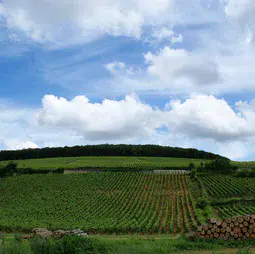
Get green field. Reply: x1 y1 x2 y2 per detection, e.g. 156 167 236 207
1 168 255 234
196 173 255 223
0 172 204 233
215 202 255 219
0 156 209 170
196 173 255 199
1 155 255 254
1 234 255 254
231 161 255 169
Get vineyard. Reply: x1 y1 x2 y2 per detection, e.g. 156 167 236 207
196 174 255 198
0 156 208 170
0 172 202 234
196 173 255 226
216 203 255 219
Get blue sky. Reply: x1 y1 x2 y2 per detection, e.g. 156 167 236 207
1 0 255 161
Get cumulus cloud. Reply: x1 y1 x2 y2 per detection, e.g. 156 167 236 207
0 0 175 46
152 27 174 41
0 0 227 47
217 141 251 161
110 41 255 95
4 140 39 150
0 102 86 150
2 93 255 159
170 34 183 44
38 94 255 144
38 94 164 141
144 47 221 87
166 95 253 142
225 0 255 45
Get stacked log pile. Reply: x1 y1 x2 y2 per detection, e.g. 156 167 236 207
196 215 255 240
22 228 88 239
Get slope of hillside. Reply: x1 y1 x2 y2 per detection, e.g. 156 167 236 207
0 172 203 234
0 144 228 161
0 156 209 170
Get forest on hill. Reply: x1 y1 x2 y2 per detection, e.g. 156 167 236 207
0 144 228 161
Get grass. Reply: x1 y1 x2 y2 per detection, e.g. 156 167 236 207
1 235 255 254
0 156 209 170
231 161 255 169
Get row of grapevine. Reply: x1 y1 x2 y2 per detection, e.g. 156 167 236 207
196 174 255 198
0 172 199 234
215 203 255 219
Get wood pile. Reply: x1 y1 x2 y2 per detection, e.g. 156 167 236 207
196 215 255 240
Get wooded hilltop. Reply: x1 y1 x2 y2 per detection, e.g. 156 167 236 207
0 144 228 161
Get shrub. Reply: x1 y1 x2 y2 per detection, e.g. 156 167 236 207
0 162 18 177
14 233 23 243
30 235 97 254
196 198 208 209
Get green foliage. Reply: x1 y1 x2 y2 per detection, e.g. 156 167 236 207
0 162 18 177
0 156 210 171
0 237 31 254
231 160 255 170
197 158 236 172
0 172 200 234
216 202 255 218
188 162 195 171
1 234 255 254
195 198 208 210
0 144 227 162
196 173 255 199
30 236 95 254
14 233 22 243
235 169 255 178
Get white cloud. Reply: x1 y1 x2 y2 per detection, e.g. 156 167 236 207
105 61 139 77
166 95 252 142
0 0 226 47
217 141 251 161
0 0 175 46
149 27 183 45
152 27 174 41
107 40 255 95
105 62 126 74
38 94 255 144
5 140 39 150
225 0 254 21
38 94 163 141
225 0 255 45
144 47 221 87
2 93 255 160
170 34 183 44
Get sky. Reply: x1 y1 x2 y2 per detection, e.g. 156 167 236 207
1 0 255 161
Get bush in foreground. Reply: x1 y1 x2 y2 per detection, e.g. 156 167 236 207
1 235 255 254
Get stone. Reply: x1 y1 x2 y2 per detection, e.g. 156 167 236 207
22 234 32 239
53 230 66 238
33 228 53 238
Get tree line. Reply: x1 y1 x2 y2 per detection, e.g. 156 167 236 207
0 144 228 161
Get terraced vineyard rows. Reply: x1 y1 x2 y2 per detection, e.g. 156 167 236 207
0 172 200 234
196 174 255 198
215 203 255 219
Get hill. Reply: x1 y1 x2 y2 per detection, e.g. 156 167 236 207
0 171 254 235
0 156 210 171
0 172 201 233
0 144 228 161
